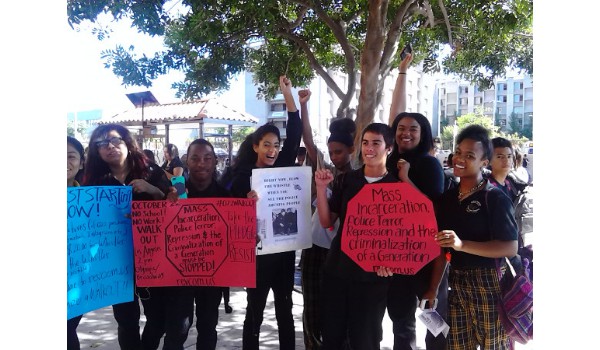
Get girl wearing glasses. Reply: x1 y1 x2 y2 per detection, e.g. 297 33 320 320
83 124 178 350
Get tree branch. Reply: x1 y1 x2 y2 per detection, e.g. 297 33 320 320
380 0 416 75
438 0 453 48
295 0 359 117
275 30 346 99
422 0 435 27
288 6 309 30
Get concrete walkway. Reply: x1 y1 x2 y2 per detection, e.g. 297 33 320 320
76 251 534 349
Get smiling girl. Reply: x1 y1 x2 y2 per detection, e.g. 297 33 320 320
385 53 447 350
434 124 518 349
229 75 303 350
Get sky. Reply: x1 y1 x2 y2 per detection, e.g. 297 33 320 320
65 15 186 117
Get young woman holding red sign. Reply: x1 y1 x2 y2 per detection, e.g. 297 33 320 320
314 122 397 350
433 125 518 349
385 53 448 350
229 75 303 350
83 124 182 350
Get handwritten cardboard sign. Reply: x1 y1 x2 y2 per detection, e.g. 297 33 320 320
67 186 134 320
251 166 313 255
131 198 256 287
341 182 439 275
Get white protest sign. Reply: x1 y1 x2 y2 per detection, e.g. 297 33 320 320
251 166 313 255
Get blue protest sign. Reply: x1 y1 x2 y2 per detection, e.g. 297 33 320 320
67 186 134 319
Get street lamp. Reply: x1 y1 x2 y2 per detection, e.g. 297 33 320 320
126 91 159 146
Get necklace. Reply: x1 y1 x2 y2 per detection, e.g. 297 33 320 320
458 179 485 201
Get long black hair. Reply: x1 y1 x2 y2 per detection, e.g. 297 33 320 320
67 136 85 182
390 112 434 157
83 124 148 185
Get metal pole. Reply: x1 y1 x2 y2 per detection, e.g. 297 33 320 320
141 98 145 147
228 125 233 161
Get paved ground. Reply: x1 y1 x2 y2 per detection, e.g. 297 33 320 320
77 286 413 350
76 251 534 349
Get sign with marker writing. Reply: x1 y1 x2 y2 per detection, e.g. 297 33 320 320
67 186 134 320
131 198 257 287
251 166 312 255
341 182 439 274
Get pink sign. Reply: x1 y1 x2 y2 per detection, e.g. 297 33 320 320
341 182 439 275
132 198 256 287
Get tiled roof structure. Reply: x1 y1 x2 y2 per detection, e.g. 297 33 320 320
99 98 258 127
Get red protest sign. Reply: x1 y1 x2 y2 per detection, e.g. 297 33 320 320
341 182 439 275
132 198 256 287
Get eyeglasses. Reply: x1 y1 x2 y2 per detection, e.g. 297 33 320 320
95 137 124 149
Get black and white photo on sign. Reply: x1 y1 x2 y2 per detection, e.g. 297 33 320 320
272 208 298 236
251 166 312 255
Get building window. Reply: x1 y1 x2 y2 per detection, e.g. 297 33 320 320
497 95 507 103
514 94 523 102
514 82 523 90
270 103 286 112
498 83 507 91
475 97 482 104
460 97 468 105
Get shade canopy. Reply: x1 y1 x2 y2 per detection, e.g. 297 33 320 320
99 98 258 127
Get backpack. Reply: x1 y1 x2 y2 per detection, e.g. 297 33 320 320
485 190 534 345
496 256 534 345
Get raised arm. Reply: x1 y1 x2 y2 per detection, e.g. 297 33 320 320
315 169 338 228
298 89 318 164
275 75 302 167
388 53 413 126
280 75 297 113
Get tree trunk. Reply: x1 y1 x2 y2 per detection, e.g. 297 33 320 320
353 0 388 165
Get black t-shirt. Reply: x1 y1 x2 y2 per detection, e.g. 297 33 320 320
162 156 184 175
324 167 399 282
89 164 170 201
230 110 302 199
386 152 444 201
434 182 518 269
186 179 231 199
487 176 516 202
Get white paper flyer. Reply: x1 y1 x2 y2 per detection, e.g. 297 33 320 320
251 166 313 255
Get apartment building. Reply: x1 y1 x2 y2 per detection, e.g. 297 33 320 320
241 66 439 149
433 75 533 132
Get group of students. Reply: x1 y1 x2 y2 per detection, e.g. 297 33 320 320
67 52 524 350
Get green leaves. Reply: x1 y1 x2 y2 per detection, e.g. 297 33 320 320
68 0 533 115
